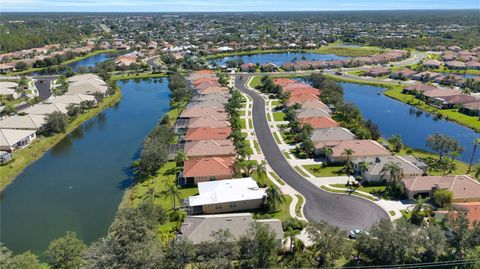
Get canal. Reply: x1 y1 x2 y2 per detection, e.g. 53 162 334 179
341 82 480 163
68 53 111 71
0 78 170 256
212 52 347 67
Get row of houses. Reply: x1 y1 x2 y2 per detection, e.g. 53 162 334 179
280 50 407 71
0 74 107 163
402 83 480 115
176 70 283 244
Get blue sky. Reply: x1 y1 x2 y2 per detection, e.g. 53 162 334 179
2 0 479 12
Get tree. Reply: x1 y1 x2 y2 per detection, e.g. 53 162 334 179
467 138 480 173
162 182 182 210
380 162 404 182
265 185 285 211
306 221 351 267
433 189 453 208
418 224 448 262
46 231 86 269
66 104 81 119
426 133 464 161
238 222 278 269
474 164 480 180
92 91 104 103
1 103 16 115
321 146 333 163
342 148 354 162
0 243 42 269
254 162 267 186
15 61 28 70
43 111 69 135
162 239 195 269
175 151 187 167
388 134 404 153
195 230 238 269
300 138 315 158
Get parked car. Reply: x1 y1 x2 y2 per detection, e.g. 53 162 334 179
349 229 369 239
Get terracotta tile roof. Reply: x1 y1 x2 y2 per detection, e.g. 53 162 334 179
183 156 235 178
272 78 296 87
298 116 338 129
185 127 232 141
423 89 461 98
404 84 438 93
317 140 390 158
287 87 321 97
193 77 219 86
452 202 480 227
195 81 221 91
402 175 480 201
184 139 236 157
180 107 227 119
197 86 229 95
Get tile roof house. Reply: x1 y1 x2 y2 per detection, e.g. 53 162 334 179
390 68 417 79
466 61 480 70
311 127 355 144
192 77 219 86
352 155 425 182
0 115 46 131
22 103 69 115
287 87 321 97
403 84 438 94
184 127 232 141
188 178 266 214
184 139 236 158
272 78 297 87
180 156 235 185
179 107 227 119
179 213 283 245
0 129 37 152
296 107 331 118
187 116 231 129
0 81 19 99
402 175 480 202
423 59 442 68
298 116 338 129
452 202 480 228
45 94 95 105
460 102 480 116
195 81 221 91
197 86 229 95
411 71 441 81
287 93 319 106
316 140 391 163
367 67 391 77
445 60 467 70
300 99 332 113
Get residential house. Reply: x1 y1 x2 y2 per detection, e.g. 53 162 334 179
367 67 391 77
45 94 95 105
0 115 46 131
311 127 355 155
184 127 231 141
466 61 480 70
187 178 266 214
197 86 229 95
0 129 37 151
272 78 297 87
423 59 442 69
22 103 69 115
187 116 231 129
300 100 333 113
403 84 437 95
286 93 319 107
460 102 480 116
298 116 338 129
352 155 425 182
184 139 236 158
240 63 256 72
179 213 283 245
445 61 466 70
296 108 331 119
451 202 480 228
179 107 227 119
316 140 391 163
0 82 19 100
0 63 15 73
411 71 441 81
402 175 480 202
390 68 417 80
179 156 235 185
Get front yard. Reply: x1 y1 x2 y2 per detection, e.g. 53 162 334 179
302 164 346 177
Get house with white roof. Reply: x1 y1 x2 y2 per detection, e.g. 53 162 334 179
0 129 36 151
0 81 19 100
187 177 267 214
45 94 95 105
22 103 69 115
0 115 46 131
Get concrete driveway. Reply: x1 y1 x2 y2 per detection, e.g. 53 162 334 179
234 75 389 231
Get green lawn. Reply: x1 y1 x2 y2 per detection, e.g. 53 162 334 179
240 118 247 129
0 91 122 191
269 172 285 185
320 185 377 201
271 100 281 107
302 164 346 177
112 72 166 81
307 45 384 57
283 152 291 160
294 166 310 177
295 194 304 217
249 76 264 89
273 112 286 121
245 140 254 155
273 132 282 144
248 119 253 129
401 147 471 176
253 140 261 153
330 184 386 194
267 113 272 121
264 194 293 221
280 131 295 145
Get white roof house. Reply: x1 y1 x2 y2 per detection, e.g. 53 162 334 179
180 213 283 245
0 129 36 151
45 94 95 105
66 74 108 95
0 115 46 130
22 103 69 115
188 177 266 207
0 81 19 99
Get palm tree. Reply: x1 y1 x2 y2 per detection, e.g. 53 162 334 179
175 151 187 167
467 138 480 173
388 134 403 153
473 164 480 180
162 182 183 210
380 162 404 182
266 185 285 211
321 147 333 164
254 163 268 186
356 161 369 181
233 159 246 177
342 148 355 162
461 87 472 96
285 227 301 252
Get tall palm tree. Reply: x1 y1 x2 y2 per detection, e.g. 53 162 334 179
473 164 480 180
321 147 333 164
388 134 403 153
342 148 355 162
356 161 369 181
285 227 301 252
254 163 268 186
162 182 183 211
380 162 404 182
467 138 480 173
266 185 285 211
175 151 187 167
233 159 246 177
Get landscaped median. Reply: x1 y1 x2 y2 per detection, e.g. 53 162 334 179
0 90 122 191
320 185 377 201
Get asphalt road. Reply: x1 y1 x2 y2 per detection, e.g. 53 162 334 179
16 77 54 111
235 75 389 231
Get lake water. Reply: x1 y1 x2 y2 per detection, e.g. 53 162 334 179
68 53 110 71
211 52 347 67
0 78 170 256
340 82 480 163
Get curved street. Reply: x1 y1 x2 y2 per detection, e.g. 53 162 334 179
234 75 389 231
